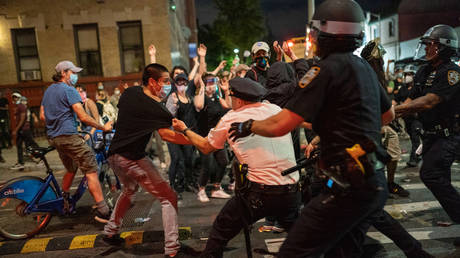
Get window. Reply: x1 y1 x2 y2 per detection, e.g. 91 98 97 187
74 24 102 76
118 21 145 73
11 28 41 81
389 19 395 37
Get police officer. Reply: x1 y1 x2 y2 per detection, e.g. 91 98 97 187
229 0 395 256
172 77 300 257
246 41 270 87
395 25 460 229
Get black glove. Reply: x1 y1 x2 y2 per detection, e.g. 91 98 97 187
229 119 254 141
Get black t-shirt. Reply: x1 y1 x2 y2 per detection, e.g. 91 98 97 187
177 96 198 131
409 61 460 130
108 86 173 160
197 94 227 137
285 53 391 159
246 66 268 87
0 98 8 119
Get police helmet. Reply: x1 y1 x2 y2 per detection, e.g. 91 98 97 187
309 0 365 56
403 64 417 74
414 24 459 61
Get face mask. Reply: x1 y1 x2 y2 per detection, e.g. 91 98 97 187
69 73 78 85
176 85 187 93
15 100 20 105
396 73 403 79
255 56 268 69
79 91 87 102
114 90 120 95
404 76 413 84
160 84 172 98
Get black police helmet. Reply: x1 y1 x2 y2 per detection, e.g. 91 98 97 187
310 0 365 55
415 24 459 61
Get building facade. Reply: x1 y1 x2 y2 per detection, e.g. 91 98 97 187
0 0 197 129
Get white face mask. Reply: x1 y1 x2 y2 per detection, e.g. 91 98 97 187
176 85 187 93
114 90 120 95
404 75 413 84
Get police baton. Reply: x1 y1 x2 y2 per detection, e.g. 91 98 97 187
281 150 320 176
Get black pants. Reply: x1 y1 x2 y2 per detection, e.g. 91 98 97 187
0 119 11 148
198 149 228 187
16 130 39 164
420 134 460 223
278 169 388 257
201 187 300 257
167 143 195 192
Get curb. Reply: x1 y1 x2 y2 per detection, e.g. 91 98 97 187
0 227 192 255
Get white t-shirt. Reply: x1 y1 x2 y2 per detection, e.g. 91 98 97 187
207 102 299 185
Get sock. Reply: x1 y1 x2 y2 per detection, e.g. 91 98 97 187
96 200 110 215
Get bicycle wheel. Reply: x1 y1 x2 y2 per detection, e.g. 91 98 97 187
0 197 52 239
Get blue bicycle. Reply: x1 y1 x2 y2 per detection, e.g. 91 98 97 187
0 146 90 239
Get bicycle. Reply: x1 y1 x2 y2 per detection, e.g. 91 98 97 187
0 146 93 240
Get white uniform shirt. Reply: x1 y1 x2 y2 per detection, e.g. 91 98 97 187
207 102 299 185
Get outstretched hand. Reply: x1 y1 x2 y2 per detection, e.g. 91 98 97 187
228 119 254 141
198 44 207 57
148 44 156 56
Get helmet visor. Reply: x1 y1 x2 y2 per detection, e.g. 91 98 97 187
414 42 427 61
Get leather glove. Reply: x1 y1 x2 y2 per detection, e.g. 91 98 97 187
229 119 254 141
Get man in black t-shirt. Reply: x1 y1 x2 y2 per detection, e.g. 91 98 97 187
103 63 192 257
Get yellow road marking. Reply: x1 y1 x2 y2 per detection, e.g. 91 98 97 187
120 231 143 246
179 226 192 240
69 234 97 249
21 237 52 253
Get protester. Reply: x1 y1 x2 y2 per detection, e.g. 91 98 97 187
75 85 101 142
109 87 121 112
246 41 271 87
96 90 117 123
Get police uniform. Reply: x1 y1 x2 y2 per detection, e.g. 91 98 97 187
200 78 300 257
410 60 460 223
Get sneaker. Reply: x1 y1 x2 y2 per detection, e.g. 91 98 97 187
272 226 285 233
258 225 273 232
102 233 125 246
388 182 410 197
211 188 231 199
228 182 235 191
94 209 111 223
197 189 210 203
10 163 25 170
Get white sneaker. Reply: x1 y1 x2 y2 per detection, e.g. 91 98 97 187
10 163 25 170
197 189 210 202
211 188 231 199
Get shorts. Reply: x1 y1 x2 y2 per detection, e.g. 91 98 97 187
382 126 401 161
49 134 97 174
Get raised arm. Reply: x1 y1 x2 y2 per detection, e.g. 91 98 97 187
211 60 227 76
149 44 157 64
194 77 205 111
188 56 199 81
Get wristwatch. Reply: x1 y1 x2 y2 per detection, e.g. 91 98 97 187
181 128 190 135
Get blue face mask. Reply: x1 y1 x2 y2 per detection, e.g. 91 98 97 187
69 73 78 85
161 84 172 98
255 56 268 69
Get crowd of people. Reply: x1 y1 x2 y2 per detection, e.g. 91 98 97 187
6 0 460 257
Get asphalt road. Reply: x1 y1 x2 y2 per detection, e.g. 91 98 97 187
0 137 460 257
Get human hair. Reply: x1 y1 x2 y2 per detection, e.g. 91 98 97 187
52 70 66 82
75 84 86 91
142 63 169 86
202 72 216 82
171 65 188 78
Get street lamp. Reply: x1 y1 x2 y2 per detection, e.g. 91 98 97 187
233 48 239 54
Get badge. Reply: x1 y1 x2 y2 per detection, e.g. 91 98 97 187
299 66 320 88
447 70 459 86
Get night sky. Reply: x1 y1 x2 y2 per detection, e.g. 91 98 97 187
195 0 400 41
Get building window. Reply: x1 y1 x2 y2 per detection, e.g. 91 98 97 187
389 20 395 37
11 28 41 81
74 24 102 76
118 21 145 74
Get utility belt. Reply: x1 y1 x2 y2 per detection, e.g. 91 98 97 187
247 181 298 194
319 141 381 195
421 124 460 138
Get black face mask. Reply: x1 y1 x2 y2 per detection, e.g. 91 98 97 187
255 56 269 69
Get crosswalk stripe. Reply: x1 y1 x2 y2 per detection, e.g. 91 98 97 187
402 182 460 190
265 225 460 253
384 200 440 213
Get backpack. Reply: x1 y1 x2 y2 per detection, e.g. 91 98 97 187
97 100 117 123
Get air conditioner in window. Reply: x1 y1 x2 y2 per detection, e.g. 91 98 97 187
20 70 41 81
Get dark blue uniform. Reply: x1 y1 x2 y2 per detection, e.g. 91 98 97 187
410 60 460 223
278 53 422 257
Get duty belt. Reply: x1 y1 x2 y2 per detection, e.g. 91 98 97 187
247 181 298 194
421 125 460 137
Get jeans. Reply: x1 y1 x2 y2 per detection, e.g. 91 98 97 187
199 149 228 187
278 169 388 258
420 134 460 223
105 154 180 255
167 143 196 192
16 129 39 164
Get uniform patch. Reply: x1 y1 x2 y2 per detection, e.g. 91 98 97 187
299 66 320 88
447 70 459 86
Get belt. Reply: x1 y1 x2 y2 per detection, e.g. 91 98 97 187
421 125 460 137
247 181 298 194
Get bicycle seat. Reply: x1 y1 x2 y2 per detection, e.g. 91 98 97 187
27 146 56 159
